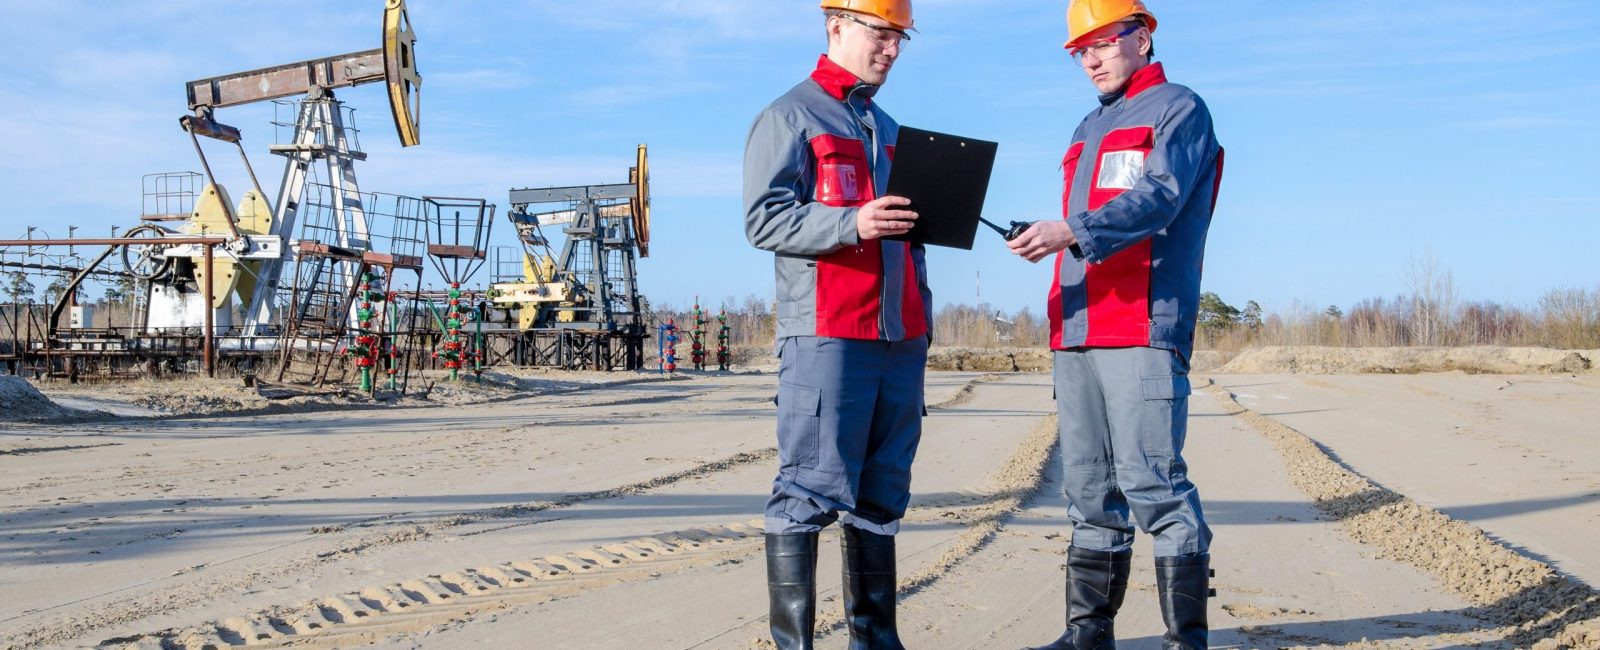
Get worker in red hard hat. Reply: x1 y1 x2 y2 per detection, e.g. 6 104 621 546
1006 1 1224 648
743 1 930 648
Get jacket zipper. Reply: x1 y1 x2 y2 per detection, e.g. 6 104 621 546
847 87 891 341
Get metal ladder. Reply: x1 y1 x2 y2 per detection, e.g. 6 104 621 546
273 242 365 387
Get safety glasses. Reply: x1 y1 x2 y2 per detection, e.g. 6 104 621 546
838 12 910 48
1069 22 1142 66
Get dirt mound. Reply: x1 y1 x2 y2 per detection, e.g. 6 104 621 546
0 376 83 421
1220 346 1597 375
927 347 1050 372
927 348 1229 373
721 345 1220 374
133 387 269 415
1188 350 1230 372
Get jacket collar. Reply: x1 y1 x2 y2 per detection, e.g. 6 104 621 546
811 54 878 102
1098 62 1167 106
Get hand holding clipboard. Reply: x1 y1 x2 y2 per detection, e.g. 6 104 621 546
881 127 998 250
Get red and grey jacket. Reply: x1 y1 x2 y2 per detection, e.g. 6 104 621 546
1049 63 1224 361
744 55 931 342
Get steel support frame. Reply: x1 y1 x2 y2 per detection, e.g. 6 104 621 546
507 185 644 338
474 328 644 371
243 93 370 337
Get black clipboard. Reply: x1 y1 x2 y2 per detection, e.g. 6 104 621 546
882 126 998 250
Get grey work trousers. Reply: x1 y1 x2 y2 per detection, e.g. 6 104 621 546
765 335 928 536
1053 346 1211 557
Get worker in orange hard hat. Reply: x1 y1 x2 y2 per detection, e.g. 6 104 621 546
1007 1 1224 648
744 0 930 648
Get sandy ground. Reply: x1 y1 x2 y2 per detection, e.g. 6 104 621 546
2 367 1598 649
1220 347 1598 376
1214 373 1600 588
921 345 1600 376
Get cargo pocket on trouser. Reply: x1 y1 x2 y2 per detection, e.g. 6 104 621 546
776 382 822 469
1140 373 1192 401
1138 372 1192 477
1135 366 1207 554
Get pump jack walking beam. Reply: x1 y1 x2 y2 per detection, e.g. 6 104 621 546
186 51 388 111
183 0 420 147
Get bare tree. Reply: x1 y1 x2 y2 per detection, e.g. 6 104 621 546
1538 285 1600 349
1401 249 1458 346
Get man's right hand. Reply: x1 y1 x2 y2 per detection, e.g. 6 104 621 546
1006 219 1077 263
857 196 917 240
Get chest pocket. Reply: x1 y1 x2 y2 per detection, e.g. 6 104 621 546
1089 126 1154 211
1060 141 1086 216
811 135 871 207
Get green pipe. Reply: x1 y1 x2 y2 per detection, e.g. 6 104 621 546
473 302 484 383
420 299 458 381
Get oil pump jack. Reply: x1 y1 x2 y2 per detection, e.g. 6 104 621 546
133 0 423 343
490 146 652 370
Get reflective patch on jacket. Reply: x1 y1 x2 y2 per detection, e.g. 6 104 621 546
1096 151 1145 190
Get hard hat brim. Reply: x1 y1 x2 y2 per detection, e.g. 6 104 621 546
1064 13 1156 50
821 0 915 32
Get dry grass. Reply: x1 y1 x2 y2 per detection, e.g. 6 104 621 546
1199 286 1600 353
653 285 1600 355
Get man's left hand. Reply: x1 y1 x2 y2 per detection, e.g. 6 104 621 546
1006 220 1077 263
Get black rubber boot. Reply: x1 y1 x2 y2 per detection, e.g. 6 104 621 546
1024 546 1132 650
1155 554 1211 650
767 532 819 650
841 526 904 650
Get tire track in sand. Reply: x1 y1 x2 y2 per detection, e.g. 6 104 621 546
704 404 1058 649
926 373 1005 411
804 414 1060 644
95 378 1059 650
100 521 771 649
3 447 777 650
1204 383 1600 649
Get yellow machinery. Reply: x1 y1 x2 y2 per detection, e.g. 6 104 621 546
494 145 652 332
491 253 575 329
140 0 423 334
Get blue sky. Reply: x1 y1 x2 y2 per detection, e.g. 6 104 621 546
1 1 1596 315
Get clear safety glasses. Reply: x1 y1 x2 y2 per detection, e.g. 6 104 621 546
1069 22 1143 66
838 12 910 49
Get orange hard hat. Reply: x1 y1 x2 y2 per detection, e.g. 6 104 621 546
821 0 914 32
1065 0 1156 49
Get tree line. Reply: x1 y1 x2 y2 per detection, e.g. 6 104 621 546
652 287 1599 353
14 252 1596 351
